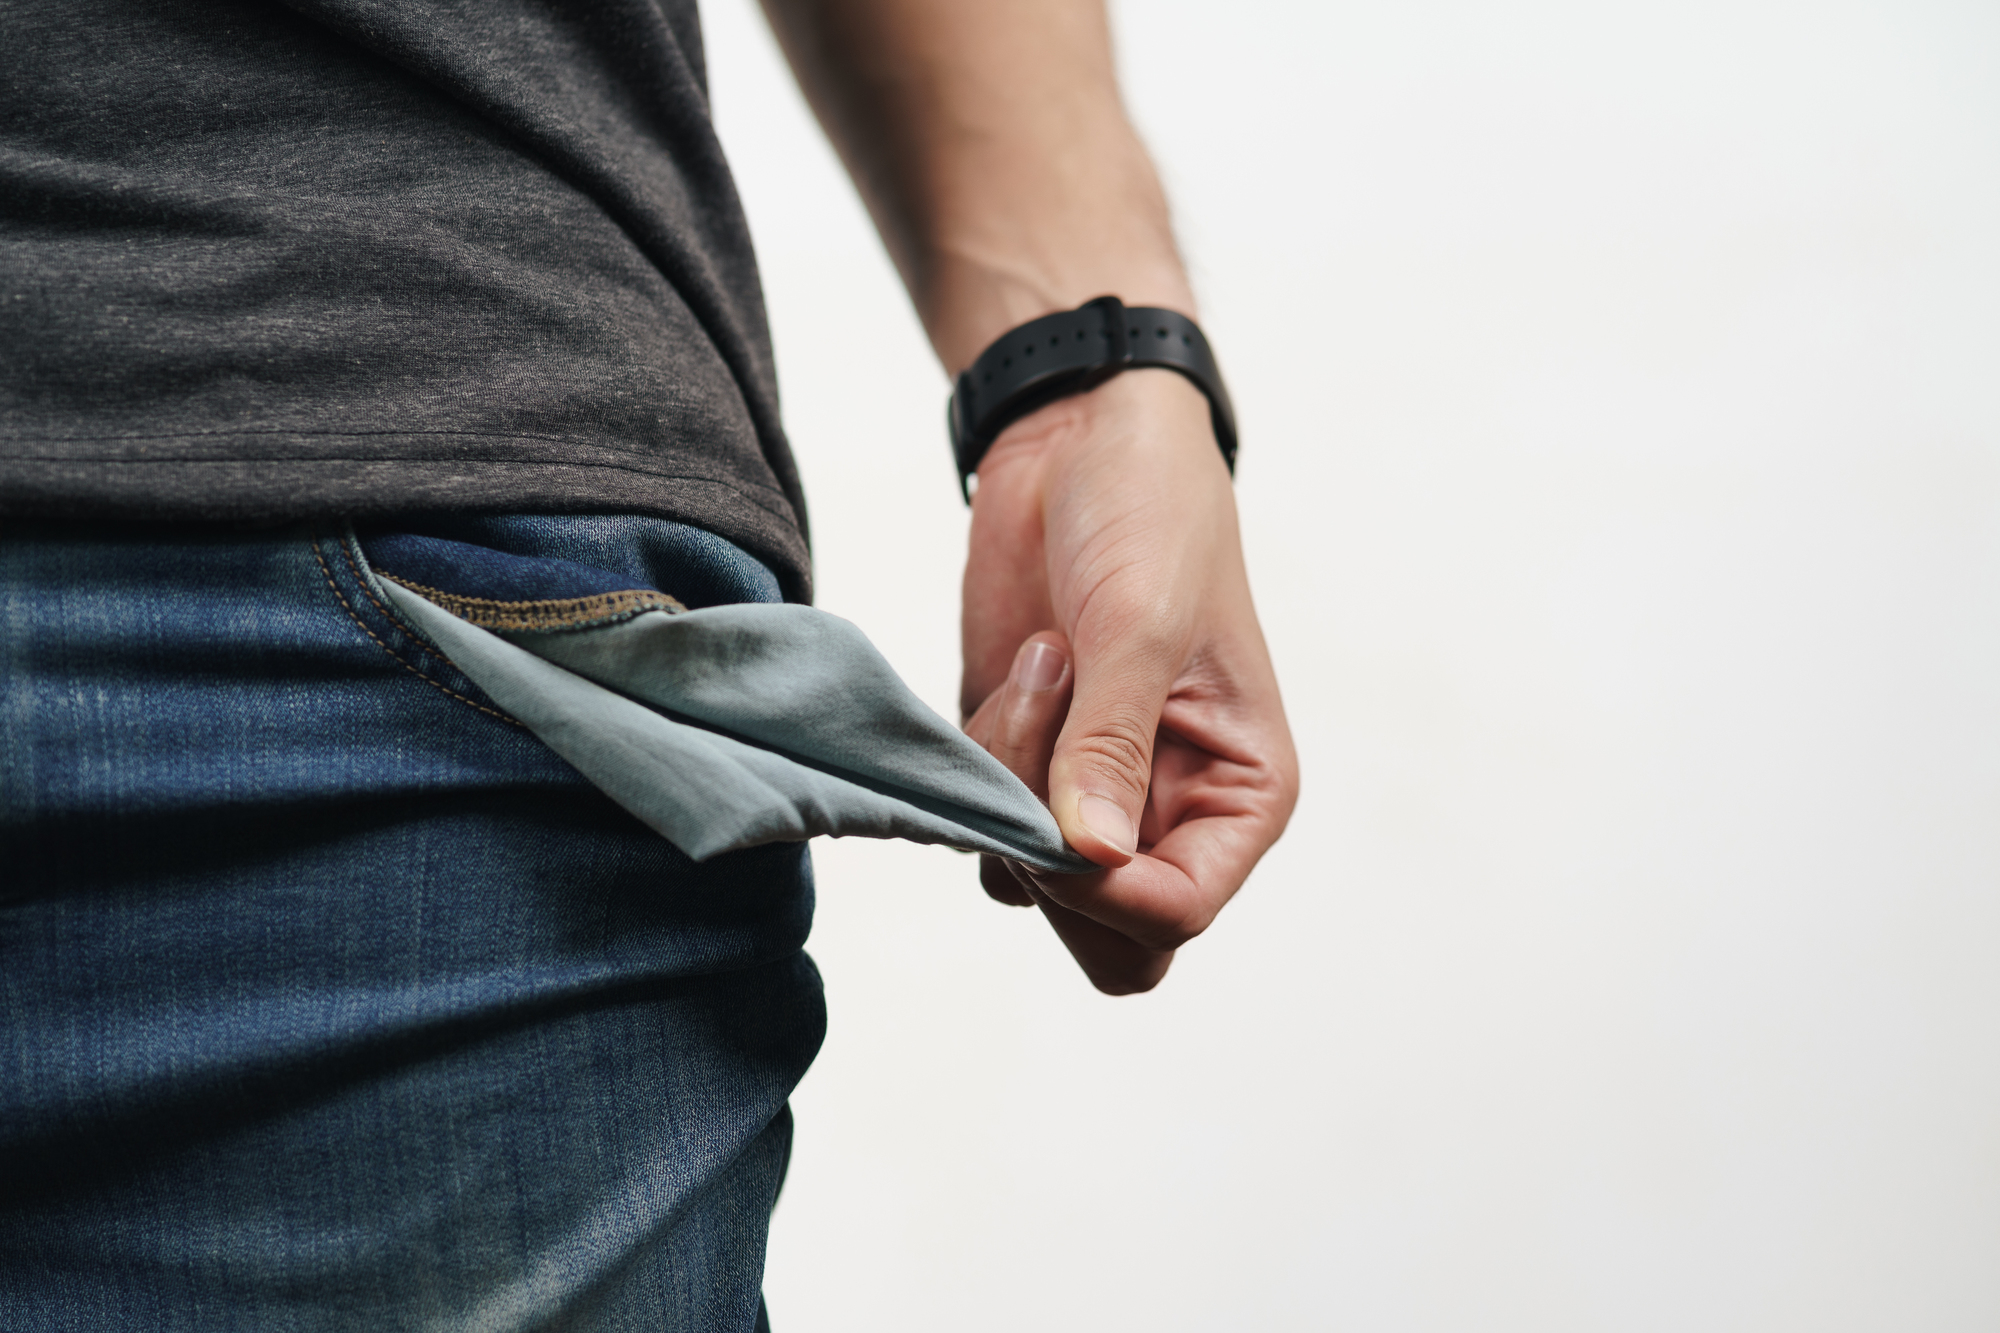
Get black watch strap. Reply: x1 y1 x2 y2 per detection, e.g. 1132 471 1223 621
947 296 1237 501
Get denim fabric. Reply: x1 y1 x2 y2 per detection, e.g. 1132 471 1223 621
365 515 784 610
0 518 822 1332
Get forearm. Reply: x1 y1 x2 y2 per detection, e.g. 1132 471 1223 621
764 0 1296 993
756 0 1193 371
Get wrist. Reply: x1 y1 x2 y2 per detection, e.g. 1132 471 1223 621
949 296 1234 499
917 243 1196 376
977 370 1231 509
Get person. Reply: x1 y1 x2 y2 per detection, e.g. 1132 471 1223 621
0 0 1297 1325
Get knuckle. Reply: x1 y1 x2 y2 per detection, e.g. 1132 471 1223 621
1066 723 1154 794
1136 902 1215 953
1138 922 1198 952
1075 579 1187 662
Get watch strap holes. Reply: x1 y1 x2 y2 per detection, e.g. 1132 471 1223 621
947 298 1235 504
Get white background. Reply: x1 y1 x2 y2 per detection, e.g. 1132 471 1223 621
701 2 2000 1328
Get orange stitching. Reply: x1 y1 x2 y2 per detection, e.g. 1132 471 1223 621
309 529 522 729
373 573 685 632
335 533 455 670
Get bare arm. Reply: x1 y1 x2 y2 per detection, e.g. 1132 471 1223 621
756 0 1189 368
760 0 1298 992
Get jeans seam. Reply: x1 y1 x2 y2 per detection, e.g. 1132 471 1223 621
335 533 455 671
308 526 523 730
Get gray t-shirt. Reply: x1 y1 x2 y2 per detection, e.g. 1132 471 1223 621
1 0 812 601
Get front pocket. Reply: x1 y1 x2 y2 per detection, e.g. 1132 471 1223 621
308 524 521 729
359 529 689 632
343 524 1092 873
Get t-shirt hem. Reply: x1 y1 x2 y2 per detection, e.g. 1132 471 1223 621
0 452 815 603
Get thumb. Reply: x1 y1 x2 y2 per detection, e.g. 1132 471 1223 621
1047 617 1183 867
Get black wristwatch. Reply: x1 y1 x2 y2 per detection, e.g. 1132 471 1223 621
946 295 1237 501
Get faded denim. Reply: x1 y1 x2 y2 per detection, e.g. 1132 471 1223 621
0 517 821 1332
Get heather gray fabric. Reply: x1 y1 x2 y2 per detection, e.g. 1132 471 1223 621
377 578 1093 873
0 0 811 601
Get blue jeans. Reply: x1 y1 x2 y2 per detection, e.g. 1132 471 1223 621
0 517 825 1331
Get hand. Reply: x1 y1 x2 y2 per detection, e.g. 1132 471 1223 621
759 0 1291 990
960 369 1298 994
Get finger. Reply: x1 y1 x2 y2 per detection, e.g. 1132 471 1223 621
984 633 1071 799
1028 813 1259 950
1025 886 1175 995
1023 696 1299 949
980 854 1035 907
963 684 999 751
964 631 1073 789
969 634 1074 908
1046 587 1191 867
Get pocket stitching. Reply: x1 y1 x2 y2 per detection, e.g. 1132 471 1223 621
308 528 523 730
372 572 686 633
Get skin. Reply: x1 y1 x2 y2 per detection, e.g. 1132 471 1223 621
761 0 1299 993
